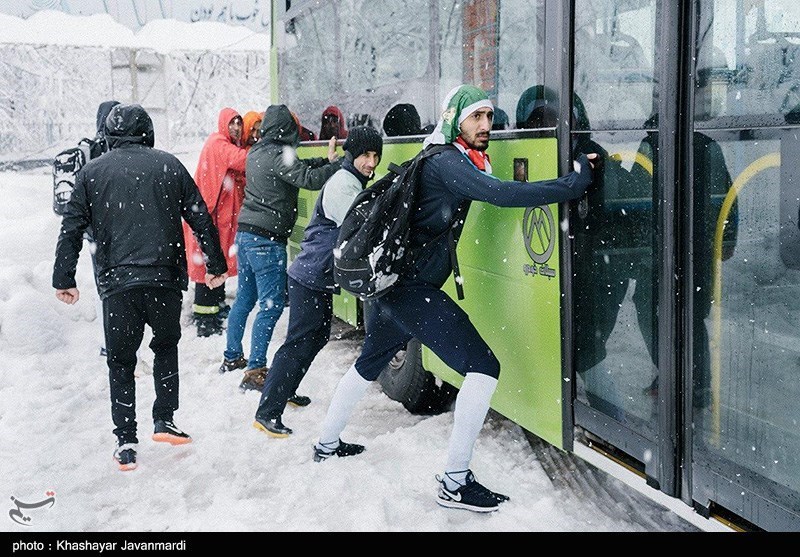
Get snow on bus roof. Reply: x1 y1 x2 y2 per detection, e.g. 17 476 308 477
0 9 267 52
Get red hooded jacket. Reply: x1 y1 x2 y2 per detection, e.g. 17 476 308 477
183 107 247 282
319 105 348 140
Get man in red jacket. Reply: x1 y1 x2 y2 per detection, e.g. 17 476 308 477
184 108 248 336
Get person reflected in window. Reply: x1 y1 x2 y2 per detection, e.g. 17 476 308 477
517 85 636 418
319 105 348 140
632 114 737 407
382 103 423 137
491 107 510 130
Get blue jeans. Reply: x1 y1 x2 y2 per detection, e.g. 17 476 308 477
224 231 287 369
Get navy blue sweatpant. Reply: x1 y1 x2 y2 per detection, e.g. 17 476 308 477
255 277 333 420
356 281 500 381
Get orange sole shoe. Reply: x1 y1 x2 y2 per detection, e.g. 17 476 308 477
152 433 193 445
113 457 138 471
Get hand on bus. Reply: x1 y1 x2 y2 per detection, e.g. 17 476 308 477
327 136 339 162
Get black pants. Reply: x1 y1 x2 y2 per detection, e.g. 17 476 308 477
255 278 332 421
104 287 183 444
193 282 225 313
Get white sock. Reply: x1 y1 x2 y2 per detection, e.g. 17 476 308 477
316 364 371 450
443 373 498 491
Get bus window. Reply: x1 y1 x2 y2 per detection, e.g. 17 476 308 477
574 0 657 129
695 0 800 120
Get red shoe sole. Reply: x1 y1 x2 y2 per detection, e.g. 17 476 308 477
113 457 137 471
152 433 192 445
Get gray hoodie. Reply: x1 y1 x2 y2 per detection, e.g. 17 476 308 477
236 104 341 243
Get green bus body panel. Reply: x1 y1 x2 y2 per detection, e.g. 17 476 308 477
421 137 565 449
296 138 565 447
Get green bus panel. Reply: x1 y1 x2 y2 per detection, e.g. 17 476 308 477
421 138 566 449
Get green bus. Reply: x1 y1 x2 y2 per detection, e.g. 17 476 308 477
270 0 800 531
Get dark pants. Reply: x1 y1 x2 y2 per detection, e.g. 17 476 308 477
193 282 225 312
104 287 183 444
356 281 500 381
256 277 332 420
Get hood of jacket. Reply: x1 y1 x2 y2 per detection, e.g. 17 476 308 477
319 105 348 140
105 103 155 149
259 105 299 147
242 110 264 147
95 100 120 137
217 107 241 145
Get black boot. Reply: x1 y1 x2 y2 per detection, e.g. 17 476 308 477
195 313 223 337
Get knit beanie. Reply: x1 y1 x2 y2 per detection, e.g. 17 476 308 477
343 126 383 161
423 84 493 147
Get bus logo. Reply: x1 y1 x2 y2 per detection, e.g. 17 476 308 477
522 205 555 264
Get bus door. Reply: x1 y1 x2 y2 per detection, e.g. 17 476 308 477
569 0 671 490
688 0 800 531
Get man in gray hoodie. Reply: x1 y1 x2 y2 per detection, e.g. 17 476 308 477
220 104 341 393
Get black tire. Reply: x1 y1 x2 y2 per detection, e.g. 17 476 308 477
377 338 457 415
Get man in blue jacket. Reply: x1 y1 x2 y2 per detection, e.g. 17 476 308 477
53 104 228 471
312 85 598 513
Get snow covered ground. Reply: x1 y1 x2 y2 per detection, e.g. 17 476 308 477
0 153 732 533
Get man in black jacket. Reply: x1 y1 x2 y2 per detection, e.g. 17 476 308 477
53 103 228 472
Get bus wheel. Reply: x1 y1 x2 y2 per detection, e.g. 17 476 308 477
377 338 456 415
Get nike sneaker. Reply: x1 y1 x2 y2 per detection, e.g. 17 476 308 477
312 439 365 462
113 443 138 472
435 470 505 513
152 419 192 445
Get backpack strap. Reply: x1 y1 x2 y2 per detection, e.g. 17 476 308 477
447 200 471 300
415 144 471 300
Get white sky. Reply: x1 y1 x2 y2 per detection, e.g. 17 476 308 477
0 9 733 535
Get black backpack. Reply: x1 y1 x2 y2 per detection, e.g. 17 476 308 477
333 144 470 300
52 139 97 216
51 135 111 216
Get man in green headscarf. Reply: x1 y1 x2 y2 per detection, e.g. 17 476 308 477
313 85 599 513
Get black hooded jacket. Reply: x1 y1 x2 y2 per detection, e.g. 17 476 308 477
83 100 120 159
53 103 227 298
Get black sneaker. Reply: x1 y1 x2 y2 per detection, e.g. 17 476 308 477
435 470 504 513
287 394 311 407
219 355 248 374
152 419 192 445
113 443 138 471
253 417 293 438
312 439 365 462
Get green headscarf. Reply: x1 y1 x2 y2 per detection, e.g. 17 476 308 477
423 84 494 147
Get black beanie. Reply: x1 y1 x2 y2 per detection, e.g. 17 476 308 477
343 126 383 161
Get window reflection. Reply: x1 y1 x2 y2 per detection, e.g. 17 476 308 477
693 131 800 494
572 130 658 432
696 0 800 120
574 0 657 129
